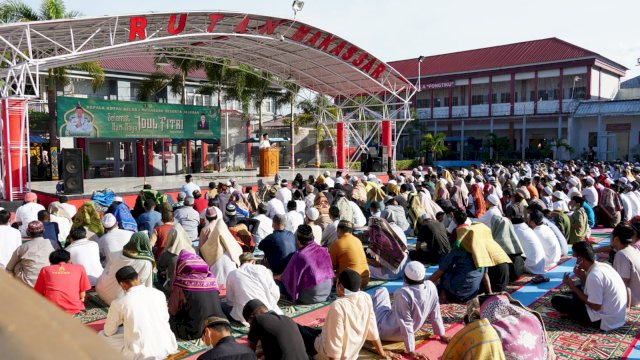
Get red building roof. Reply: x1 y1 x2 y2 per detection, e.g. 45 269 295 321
389 38 627 78
99 56 208 80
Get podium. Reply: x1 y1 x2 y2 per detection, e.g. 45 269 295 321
259 148 279 177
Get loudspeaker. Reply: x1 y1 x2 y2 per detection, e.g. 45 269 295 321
62 148 84 195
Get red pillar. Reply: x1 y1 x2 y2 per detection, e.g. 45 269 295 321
246 120 252 168
146 139 153 176
202 142 208 170
381 120 392 158
336 122 345 170
187 140 193 173
1 99 28 200
135 140 144 177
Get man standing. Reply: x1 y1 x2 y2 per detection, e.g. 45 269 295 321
259 133 271 149
6 221 56 287
100 266 178 359
329 220 370 289
199 316 256 360
181 174 200 199
0 209 22 269
243 299 308 359
372 261 449 357
258 214 296 275
552 242 627 331
14 192 45 237
298 269 391 360
225 253 283 326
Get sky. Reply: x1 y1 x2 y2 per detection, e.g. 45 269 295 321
23 0 640 80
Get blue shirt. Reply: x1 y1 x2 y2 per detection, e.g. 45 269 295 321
583 202 596 228
137 210 162 234
258 230 296 275
438 248 484 301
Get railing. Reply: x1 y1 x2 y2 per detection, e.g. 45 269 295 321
451 105 468 118
470 104 489 117
537 100 559 114
416 108 431 120
433 107 449 119
514 102 535 115
492 103 510 116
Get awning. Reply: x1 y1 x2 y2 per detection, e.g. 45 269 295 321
29 135 47 144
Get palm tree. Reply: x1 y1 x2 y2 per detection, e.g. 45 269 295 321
137 72 169 102
276 81 300 168
251 71 283 134
421 132 448 163
198 59 230 107
485 133 511 161
160 52 204 105
0 0 105 147
299 95 337 166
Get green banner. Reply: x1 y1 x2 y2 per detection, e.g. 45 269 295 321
57 97 220 140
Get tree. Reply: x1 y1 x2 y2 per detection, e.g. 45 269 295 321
0 0 105 147
421 132 448 163
277 81 300 168
485 133 511 161
160 52 204 105
299 95 337 166
137 72 169 102
542 138 574 160
198 59 230 107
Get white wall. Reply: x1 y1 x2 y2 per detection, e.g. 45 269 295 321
600 71 620 100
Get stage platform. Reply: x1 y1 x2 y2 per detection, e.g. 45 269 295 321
28 168 376 208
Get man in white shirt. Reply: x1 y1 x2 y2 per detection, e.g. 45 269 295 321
224 252 283 326
266 188 285 218
181 174 200 198
553 242 627 331
582 177 599 208
58 195 77 219
611 225 640 308
284 201 304 234
259 133 271 149
323 171 335 189
14 192 45 237
350 199 367 229
97 214 133 267
276 179 292 206
513 221 546 275
100 266 178 359
0 210 21 269
65 226 104 286
528 210 561 268
476 194 503 228
253 203 273 245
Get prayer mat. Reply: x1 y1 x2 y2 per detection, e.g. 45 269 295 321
528 284 640 359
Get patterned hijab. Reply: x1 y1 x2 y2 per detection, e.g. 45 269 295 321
73 201 104 236
172 250 219 291
123 231 156 266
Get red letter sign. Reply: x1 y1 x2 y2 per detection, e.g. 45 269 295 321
129 16 147 41
292 25 311 42
259 19 281 35
233 16 250 33
168 14 187 35
207 14 225 32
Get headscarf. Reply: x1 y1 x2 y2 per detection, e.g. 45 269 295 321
313 191 332 229
281 241 334 301
442 318 505 360
73 201 104 236
433 178 449 201
112 202 138 232
489 216 524 256
48 201 71 220
365 181 385 203
469 184 486 218
367 216 407 270
165 223 196 256
465 293 555 360
335 196 353 224
455 177 469 201
199 218 242 267
449 184 466 211
123 231 156 266
172 250 219 291
456 223 511 268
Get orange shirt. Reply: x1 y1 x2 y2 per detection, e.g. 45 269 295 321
329 233 369 278
34 262 91 314
526 184 539 199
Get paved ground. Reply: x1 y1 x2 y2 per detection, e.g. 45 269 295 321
29 168 362 196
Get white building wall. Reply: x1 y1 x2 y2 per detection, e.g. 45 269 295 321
591 68 601 99
600 71 620 100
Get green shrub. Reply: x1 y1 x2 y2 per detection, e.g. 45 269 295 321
396 159 418 170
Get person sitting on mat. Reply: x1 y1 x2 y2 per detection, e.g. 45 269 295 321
297 268 394 360
199 316 257 360
410 212 451 265
528 210 561 269
34 249 91 315
371 261 450 359
329 220 370 289
243 299 308 360
551 242 627 331
610 224 640 308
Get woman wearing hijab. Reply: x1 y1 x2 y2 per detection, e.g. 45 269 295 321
367 214 409 281
313 191 332 230
448 182 466 211
108 198 138 232
468 184 487 218
462 293 555 360
95 232 154 305
169 250 225 340
157 223 196 293
73 201 104 240
199 217 242 289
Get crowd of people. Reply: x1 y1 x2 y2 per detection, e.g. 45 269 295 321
2 160 640 359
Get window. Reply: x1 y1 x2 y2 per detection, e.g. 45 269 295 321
491 94 497 104
433 98 442 108
500 93 511 103
471 95 485 105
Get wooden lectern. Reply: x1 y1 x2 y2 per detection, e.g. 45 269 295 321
259 148 279 177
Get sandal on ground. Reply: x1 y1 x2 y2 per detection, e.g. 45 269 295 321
531 276 550 284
